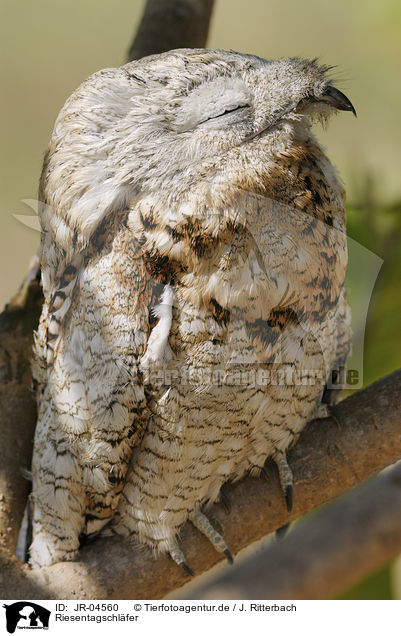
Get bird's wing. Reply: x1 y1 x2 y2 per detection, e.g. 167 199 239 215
31 205 159 555
322 286 352 405
37 65 145 299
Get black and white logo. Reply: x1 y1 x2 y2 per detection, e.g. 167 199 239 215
3 602 50 633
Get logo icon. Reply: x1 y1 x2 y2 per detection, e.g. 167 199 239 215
3 602 50 633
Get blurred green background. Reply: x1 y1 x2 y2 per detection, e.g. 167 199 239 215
1 0 400 598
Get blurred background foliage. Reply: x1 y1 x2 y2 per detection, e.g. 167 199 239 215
1 0 400 599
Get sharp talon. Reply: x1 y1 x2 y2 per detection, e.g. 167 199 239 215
285 485 293 512
224 548 234 565
219 491 231 514
274 452 294 511
179 561 195 577
168 543 193 575
328 405 342 429
20 467 32 481
261 467 270 482
190 510 232 560
276 522 291 540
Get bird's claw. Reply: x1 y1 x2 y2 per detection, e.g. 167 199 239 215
224 548 234 565
285 484 293 512
273 451 294 512
167 509 234 575
218 491 231 514
327 404 342 429
179 561 195 577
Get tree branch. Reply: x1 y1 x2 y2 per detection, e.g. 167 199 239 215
0 369 400 599
0 258 42 554
187 461 401 599
128 0 215 61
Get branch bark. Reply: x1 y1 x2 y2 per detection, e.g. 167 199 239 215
187 461 401 600
0 258 42 554
0 369 400 599
128 0 215 61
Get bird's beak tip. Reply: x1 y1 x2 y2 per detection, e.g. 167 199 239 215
322 86 356 118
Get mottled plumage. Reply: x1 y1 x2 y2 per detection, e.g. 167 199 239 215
27 49 354 570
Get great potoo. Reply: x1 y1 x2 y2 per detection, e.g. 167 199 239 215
25 48 355 573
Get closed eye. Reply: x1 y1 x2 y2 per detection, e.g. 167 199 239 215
200 103 250 125
211 104 250 120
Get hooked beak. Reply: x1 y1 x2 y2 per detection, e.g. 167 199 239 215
321 86 357 117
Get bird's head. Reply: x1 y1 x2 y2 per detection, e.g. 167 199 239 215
170 51 355 138
46 49 355 241
106 50 355 193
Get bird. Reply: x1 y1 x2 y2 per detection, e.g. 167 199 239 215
26 48 354 572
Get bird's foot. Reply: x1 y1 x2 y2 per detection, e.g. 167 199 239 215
190 511 234 564
273 451 293 512
312 403 342 428
312 403 330 419
168 543 195 577
167 510 234 576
